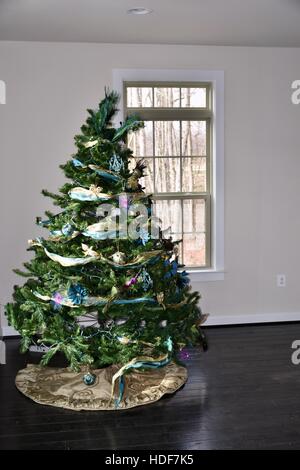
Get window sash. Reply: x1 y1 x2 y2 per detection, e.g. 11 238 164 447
124 81 212 269
152 194 211 269
128 119 211 195
124 81 212 112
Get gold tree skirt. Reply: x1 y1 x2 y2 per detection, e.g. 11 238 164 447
15 362 187 411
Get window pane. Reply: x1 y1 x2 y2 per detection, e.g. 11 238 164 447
182 157 206 192
127 87 153 107
154 87 180 107
153 199 182 239
181 87 206 108
183 199 205 233
183 233 206 267
155 158 181 192
155 121 180 156
182 121 207 156
175 243 183 264
142 158 155 193
127 121 153 157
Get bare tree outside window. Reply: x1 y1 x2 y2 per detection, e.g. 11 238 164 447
125 83 212 268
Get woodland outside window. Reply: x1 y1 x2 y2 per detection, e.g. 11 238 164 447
124 82 212 269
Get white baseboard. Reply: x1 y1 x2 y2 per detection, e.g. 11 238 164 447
2 326 19 337
205 312 300 326
0 340 5 364
1 312 300 337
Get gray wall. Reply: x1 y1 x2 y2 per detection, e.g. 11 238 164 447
1 41 300 327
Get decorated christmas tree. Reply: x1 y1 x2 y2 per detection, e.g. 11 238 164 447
6 90 207 409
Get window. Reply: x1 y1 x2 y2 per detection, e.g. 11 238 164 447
113 68 224 281
124 82 212 268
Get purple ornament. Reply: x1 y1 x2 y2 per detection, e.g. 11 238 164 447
178 349 190 361
53 292 63 304
51 292 63 310
124 276 138 289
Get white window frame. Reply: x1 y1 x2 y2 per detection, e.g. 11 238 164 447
113 69 224 282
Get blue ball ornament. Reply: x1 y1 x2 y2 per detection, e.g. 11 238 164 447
83 372 96 386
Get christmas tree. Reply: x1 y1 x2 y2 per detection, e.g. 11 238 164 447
6 90 206 398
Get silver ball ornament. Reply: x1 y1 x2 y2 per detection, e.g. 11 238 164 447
111 251 126 264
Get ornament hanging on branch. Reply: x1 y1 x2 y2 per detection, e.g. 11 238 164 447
178 349 190 361
109 154 124 173
138 227 150 246
72 158 87 168
164 259 178 279
83 372 96 386
50 223 80 240
117 336 131 345
67 284 88 305
157 292 166 309
140 268 153 291
115 318 129 326
83 139 99 149
124 276 138 289
50 292 63 311
111 251 126 265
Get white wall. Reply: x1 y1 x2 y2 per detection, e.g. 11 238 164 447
1 41 300 330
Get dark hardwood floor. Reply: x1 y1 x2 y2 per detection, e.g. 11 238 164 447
1 324 300 450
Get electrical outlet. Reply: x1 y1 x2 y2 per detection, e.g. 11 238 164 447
277 274 286 287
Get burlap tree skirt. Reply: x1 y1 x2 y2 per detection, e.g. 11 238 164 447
15 362 187 411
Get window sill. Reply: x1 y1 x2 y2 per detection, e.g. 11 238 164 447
186 269 225 282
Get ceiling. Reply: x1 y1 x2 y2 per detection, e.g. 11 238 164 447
1 0 300 47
